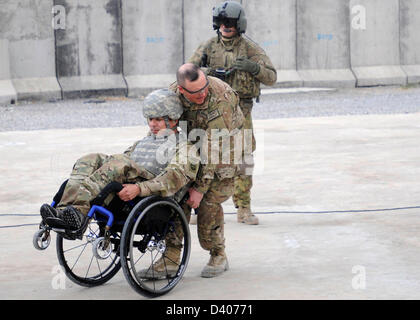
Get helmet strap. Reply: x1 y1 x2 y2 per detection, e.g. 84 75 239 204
163 115 171 129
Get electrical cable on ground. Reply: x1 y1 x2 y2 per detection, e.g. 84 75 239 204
1 205 419 229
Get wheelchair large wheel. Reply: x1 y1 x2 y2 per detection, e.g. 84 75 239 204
56 218 121 287
120 196 191 298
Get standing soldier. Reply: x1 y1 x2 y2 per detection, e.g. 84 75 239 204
170 63 244 277
188 1 277 225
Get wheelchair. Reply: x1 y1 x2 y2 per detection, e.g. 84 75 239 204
33 180 191 298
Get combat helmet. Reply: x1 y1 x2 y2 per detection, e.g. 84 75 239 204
142 89 183 127
212 1 247 34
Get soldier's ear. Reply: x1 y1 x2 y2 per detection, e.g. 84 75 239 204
178 85 185 95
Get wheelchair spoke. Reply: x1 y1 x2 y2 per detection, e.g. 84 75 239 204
161 256 171 286
85 255 94 279
87 225 100 237
95 257 103 278
63 241 89 254
162 254 180 267
70 241 89 271
162 253 177 284
139 248 159 277
132 251 146 270
150 251 156 292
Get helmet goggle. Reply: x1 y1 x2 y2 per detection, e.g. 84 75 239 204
213 16 237 29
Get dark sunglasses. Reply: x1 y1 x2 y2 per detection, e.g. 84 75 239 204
181 77 209 95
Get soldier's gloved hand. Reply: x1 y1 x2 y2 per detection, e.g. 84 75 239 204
232 57 260 76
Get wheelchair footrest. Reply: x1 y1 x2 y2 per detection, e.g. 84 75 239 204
43 216 88 241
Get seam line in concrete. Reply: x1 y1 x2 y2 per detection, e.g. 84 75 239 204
119 0 129 97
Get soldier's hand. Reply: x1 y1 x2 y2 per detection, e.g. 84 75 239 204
232 57 260 75
118 184 140 201
186 187 204 209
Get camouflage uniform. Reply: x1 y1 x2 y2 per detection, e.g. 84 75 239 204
189 34 277 220
57 133 200 215
170 76 244 259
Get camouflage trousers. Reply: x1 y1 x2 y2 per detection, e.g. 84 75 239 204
197 177 234 255
58 153 144 215
233 99 256 209
168 177 234 256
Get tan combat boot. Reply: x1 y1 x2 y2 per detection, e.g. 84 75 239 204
137 246 181 280
201 251 229 278
237 207 259 225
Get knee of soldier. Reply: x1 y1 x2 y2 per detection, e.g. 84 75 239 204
81 153 107 162
73 153 107 168
198 224 223 251
108 153 130 162
195 217 208 246
109 154 139 170
198 236 213 251
101 154 135 172
197 206 224 247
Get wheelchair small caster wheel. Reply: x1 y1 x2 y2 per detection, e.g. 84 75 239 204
33 229 51 250
92 237 112 260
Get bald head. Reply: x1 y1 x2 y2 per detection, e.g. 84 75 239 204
176 63 202 87
176 63 209 105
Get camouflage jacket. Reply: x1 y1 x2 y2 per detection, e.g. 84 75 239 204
170 76 245 194
124 131 200 198
188 35 277 100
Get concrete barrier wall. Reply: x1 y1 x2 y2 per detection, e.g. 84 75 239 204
1 0 420 102
297 0 355 87
54 0 127 98
0 39 17 104
0 0 61 102
350 0 407 86
123 0 183 97
183 0 220 63
244 0 302 87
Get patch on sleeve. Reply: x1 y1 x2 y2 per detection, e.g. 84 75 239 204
208 109 221 122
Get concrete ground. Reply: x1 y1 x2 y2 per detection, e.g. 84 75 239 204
1 111 420 300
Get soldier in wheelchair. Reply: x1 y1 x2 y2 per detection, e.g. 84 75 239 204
35 89 200 297
41 88 198 230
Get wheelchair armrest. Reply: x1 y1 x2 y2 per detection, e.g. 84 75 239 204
90 182 124 207
88 205 114 228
